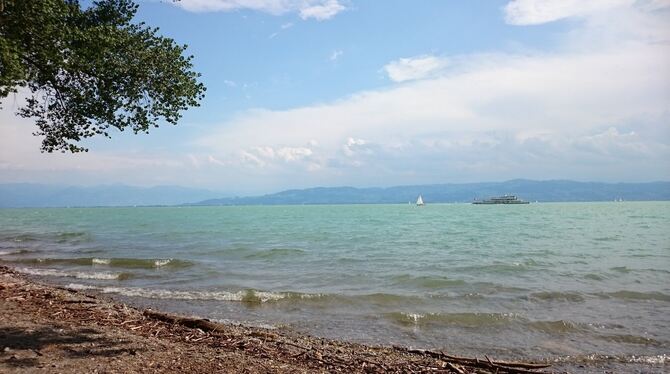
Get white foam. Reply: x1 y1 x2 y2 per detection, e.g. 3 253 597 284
554 353 668 365
402 313 425 323
61 285 290 302
65 283 98 290
154 259 173 267
0 249 32 255
16 267 122 280
627 354 668 364
212 318 278 330
92 258 111 265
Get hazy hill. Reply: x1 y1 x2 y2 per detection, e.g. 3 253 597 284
0 184 223 208
2 180 668 208
192 180 670 205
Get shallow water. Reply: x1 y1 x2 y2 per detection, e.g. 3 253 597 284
1 202 668 372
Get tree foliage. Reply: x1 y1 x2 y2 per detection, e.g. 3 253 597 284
0 0 205 152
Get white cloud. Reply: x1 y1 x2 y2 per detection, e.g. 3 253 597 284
572 127 651 157
503 0 670 25
0 93 214 188
188 154 201 168
221 145 315 168
270 22 295 38
276 146 313 161
299 0 346 20
208 155 229 166
342 137 369 157
175 0 346 20
197 0 670 184
329 49 343 61
383 55 449 82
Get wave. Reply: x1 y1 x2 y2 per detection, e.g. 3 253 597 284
0 249 34 256
384 312 522 328
528 320 590 334
363 293 425 305
58 285 427 307
385 313 657 342
11 257 192 269
55 231 91 243
596 333 661 346
244 248 306 259
554 353 668 365
391 274 467 289
469 282 529 294
600 290 670 302
5 234 38 243
593 236 620 242
63 284 320 303
583 273 607 281
529 291 585 303
16 267 132 280
454 260 545 274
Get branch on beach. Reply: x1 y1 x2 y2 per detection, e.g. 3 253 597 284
142 310 228 334
399 347 552 372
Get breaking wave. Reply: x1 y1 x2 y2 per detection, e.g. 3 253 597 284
12 257 192 269
554 353 668 365
385 312 522 328
600 290 670 302
391 274 467 289
529 291 585 303
0 249 34 256
63 284 321 303
527 320 590 334
16 267 132 280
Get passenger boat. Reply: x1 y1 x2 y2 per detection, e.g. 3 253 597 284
472 195 529 204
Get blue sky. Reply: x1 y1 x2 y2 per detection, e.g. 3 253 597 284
1 0 669 194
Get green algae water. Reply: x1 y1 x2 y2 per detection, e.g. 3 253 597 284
1 202 669 372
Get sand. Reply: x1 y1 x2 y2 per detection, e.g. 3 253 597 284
0 266 553 373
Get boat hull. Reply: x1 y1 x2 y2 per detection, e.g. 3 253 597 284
472 201 529 204
472 195 530 204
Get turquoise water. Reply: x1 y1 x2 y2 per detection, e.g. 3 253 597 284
1 202 669 371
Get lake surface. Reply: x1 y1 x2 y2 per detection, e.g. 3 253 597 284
1 202 668 372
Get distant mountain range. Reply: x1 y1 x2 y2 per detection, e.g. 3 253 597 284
1 180 668 208
0 184 222 208
191 180 670 206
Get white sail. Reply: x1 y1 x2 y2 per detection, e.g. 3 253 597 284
416 195 424 206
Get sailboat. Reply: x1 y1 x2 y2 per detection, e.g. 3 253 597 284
416 194 425 206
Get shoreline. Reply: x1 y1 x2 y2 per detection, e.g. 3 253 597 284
0 265 554 373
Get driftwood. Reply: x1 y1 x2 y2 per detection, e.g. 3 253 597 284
400 347 551 373
143 309 228 333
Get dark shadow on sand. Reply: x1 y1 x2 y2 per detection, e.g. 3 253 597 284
0 326 144 367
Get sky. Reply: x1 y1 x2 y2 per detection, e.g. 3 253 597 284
1 0 669 194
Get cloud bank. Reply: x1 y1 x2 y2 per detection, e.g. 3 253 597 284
191 0 670 187
174 0 346 20
383 55 450 83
